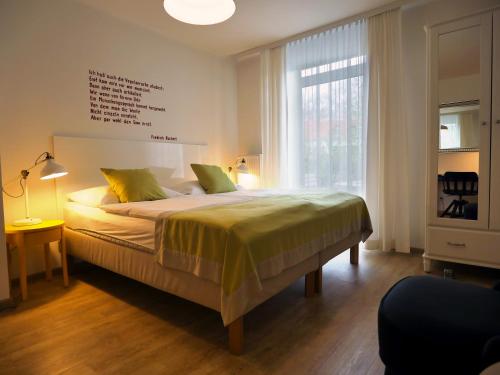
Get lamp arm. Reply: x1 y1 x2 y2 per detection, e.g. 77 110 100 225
22 152 52 173
34 151 53 166
23 152 52 174
1 151 53 198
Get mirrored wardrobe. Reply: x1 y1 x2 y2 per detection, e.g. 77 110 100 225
425 8 500 271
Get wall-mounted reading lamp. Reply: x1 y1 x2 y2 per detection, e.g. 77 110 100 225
228 158 249 175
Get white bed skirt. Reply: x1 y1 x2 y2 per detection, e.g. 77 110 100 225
65 228 362 325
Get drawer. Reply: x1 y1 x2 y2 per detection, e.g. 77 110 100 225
427 227 500 266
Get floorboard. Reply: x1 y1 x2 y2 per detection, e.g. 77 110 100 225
1 250 499 375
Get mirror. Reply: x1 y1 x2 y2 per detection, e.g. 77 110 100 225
439 102 480 151
437 26 480 220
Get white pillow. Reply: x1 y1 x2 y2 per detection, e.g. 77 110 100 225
67 186 119 207
172 180 207 195
162 186 183 197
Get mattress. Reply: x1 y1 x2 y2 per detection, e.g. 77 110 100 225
64 192 254 253
64 202 156 253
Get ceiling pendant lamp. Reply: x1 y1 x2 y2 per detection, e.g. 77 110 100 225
163 0 236 26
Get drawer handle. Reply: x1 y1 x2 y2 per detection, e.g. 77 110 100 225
447 241 466 247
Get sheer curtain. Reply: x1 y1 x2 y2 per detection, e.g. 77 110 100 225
283 20 369 195
260 47 286 188
260 10 410 253
440 114 461 149
365 9 410 252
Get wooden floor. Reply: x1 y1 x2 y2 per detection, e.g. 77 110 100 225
2 250 500 375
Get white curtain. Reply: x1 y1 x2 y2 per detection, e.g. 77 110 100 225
283 20 368 195
260 47 286 188
260 10 411 253
365 9 410 252
440 114 461 149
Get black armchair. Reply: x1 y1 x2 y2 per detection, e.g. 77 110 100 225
378 276 500 375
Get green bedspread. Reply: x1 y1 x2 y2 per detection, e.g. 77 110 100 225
159 193 372 304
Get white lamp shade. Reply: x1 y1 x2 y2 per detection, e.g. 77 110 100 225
163 0 235 25
40 159 68 180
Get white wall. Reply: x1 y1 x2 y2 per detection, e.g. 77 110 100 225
0 0 238 276
438 152 479 174
402 0 500 249
0 158 10 301
236 54 262 155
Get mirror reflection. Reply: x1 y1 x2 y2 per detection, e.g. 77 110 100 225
437 26 480 220
439 102 480 151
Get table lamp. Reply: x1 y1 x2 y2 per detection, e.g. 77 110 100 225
3 152 68 226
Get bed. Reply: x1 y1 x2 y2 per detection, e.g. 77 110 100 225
54 136 372 354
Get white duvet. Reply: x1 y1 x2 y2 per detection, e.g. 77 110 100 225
98 188 330 220
99 192 255 221
65 190 281 252
65 188 339 254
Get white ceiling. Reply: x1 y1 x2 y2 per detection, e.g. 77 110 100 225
77 0 401 56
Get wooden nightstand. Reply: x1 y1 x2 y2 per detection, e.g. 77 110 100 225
5 220 68 300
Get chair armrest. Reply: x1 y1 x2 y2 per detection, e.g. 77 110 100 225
481 335 500 371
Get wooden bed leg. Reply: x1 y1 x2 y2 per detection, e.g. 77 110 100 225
228 316 244 355
314 267 322 294
350 244 359 265
305 271 315 298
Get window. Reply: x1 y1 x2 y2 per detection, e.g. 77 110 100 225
439 114 461 149
284 20 368 196
300 57 366 191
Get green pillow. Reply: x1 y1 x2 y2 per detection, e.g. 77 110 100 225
100 168 167 203
191 164 236 194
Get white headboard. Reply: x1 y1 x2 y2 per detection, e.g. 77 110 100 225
54 136 207 210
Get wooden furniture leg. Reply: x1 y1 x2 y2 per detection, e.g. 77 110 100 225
228 316 244 355
60 228 69 287
423 257 432 273
314 267 322 294
6 243 13 299
305 271 315 298
350 244 359 265
44 243 53 281
17 234 27 301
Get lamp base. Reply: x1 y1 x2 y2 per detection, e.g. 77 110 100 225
13 217 42 227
